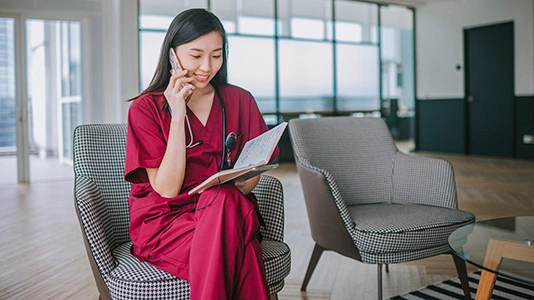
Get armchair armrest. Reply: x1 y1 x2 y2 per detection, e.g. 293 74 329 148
254 175 285 242
392 152 458 209
295 159 361 258
74 176 117 276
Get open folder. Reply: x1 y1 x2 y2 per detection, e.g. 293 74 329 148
188 122 288 195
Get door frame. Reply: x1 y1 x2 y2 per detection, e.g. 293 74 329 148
0 10 90 183
0 13 30 183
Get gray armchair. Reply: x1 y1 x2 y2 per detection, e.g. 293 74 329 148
73 123 290 299
289 117 475 300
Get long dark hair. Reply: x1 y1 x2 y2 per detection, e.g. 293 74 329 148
129 8 228 103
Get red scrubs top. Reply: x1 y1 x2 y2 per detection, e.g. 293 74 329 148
124 84 278 279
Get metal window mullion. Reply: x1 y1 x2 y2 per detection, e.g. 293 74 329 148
378 4 383 113
412 7 418 150
332 0 337 115
56 21 65 163
274 0 280 121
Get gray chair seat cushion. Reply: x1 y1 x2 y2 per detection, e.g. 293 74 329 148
349 203 474 255
109 240 291 297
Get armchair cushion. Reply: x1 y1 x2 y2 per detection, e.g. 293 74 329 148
108 239 290 299
349 203 474 263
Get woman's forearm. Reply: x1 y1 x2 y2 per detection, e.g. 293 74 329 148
147 117 187 198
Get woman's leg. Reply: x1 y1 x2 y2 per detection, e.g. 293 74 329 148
189 184 269 300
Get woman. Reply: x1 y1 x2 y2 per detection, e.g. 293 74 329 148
124 8 278 299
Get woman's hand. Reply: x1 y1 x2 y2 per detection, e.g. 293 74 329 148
233 175 261 195
164 69 195 117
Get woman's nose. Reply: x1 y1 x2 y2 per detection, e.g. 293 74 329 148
199 57 211 71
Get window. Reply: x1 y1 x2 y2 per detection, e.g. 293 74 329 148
335 21 363 43
238 17 275 36
336 44 379 112
213 0 275 36
335 0 378 44
227 36 276 113
380 5 414 112
25 19 82 163
139 31 165 89
137 0 414 119
138 0 208 89
0 18 15 149
279 40 333 113
278 0 332 40
290 18 327 40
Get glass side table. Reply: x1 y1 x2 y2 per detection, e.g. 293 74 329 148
448 216 534 300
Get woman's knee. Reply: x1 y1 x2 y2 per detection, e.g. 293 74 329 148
196 184 252 211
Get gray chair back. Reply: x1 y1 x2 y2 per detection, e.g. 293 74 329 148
290 117 397 205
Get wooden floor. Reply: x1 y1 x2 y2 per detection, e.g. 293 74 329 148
1 143 533 300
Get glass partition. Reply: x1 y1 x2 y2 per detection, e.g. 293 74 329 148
335 0 378 43
139 0 208 18
277 0 332 40
58 21 82 163
137 0 415 125
227 36 276 113
25 19 82 165
279 40 333 113
139 31 166 89
336 44 379 112
138 0 208 90
212 0 275 36
0 18 16 151
380 5 415 112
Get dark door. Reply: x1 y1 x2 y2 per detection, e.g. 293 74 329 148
464 22 514 157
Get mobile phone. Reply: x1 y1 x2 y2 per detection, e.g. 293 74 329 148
169 48 192 101
169 48 183 72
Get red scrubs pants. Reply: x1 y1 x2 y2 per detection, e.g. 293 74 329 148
149 184 270 300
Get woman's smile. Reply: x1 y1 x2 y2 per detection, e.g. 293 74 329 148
194 73 210 83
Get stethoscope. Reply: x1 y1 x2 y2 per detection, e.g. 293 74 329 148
213 85 236 171
170 84 236 172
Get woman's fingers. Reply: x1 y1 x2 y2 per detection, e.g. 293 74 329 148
233 179 248 195
169 70 190 89
165 70 194 105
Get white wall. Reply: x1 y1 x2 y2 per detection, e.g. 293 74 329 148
416 0 534 99
99 0 138 124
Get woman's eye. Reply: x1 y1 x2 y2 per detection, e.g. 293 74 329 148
213 55 221 59
191 55 201 59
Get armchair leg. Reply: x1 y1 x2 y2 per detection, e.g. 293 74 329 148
452 253 472 300
377 264 383 300
301 244 325 291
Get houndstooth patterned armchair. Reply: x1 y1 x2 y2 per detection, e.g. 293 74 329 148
73 123 291 299
289 117 475 300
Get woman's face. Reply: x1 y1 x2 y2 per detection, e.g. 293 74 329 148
175 31 223 90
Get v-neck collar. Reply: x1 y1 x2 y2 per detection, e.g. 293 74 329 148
186 91 220 130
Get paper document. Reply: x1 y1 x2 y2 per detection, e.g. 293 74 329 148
188 122 288 195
